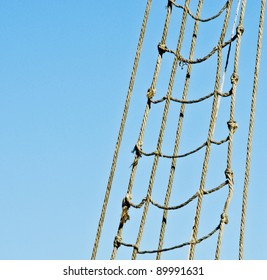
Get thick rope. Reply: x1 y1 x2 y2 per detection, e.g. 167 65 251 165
215 0 242 122
239 0 266 260
91 0 152 260
111 0 173 260
131 0 192 260
188 0 233 260
96 0 264 260
215 0 246 260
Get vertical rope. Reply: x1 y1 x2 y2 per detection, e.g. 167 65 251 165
111 0 173 260
131 0 191 260
239 0 266 260
215 0 246 259
188 0 233 260
215 0 242 120
156 0 204 260
91 0 153 260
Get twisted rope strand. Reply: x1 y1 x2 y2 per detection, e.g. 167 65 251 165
239 0 265 260
111 0 174 260
188 0 233 260
131 0 192 260
156 0 205 257
215 0 245 260
91 0 153 260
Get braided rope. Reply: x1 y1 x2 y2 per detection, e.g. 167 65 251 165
239 0 266 260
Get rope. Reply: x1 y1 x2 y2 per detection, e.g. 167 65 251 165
151 90 231 105
215 0 246 260
169 0 228 23
126 181 227 211
91 0 152 260
133 136 228 160
93 0 263 260
111 0 174 260
131 0 192 260
160 35 237 64
156 0 202 258
188 0 233 260
117 225 220 255
215 0 242 125
239 0 266 260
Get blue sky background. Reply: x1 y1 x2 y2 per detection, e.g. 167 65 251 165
0 0 266 260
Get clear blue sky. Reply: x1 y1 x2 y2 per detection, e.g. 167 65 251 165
0 1 266 260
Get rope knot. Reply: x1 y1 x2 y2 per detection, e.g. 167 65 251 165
221 213 229 224
230 73 239 84
225 168 234 185
122 193 132 207
227 120 238 134
113 235 122 248
157 43 167 56
147 87 156 99
132 142 143 157
183 5 189 14
167 0 173 9
154 150 162 157
236 25 245 36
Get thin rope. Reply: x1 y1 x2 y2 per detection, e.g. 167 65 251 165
239 0 266 260
169 0 228 23
151 90 231 105
127 181 227 211
91 0 152 260
119 225 220 255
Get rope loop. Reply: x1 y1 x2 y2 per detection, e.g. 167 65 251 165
183 5 189 14
227 120 238 134
154 149 163 157
122 193 132 207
